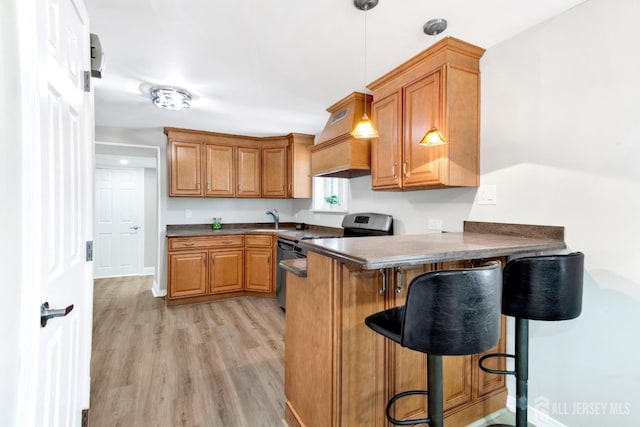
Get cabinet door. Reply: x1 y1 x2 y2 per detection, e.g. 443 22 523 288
209 249 244 293
169 140 203 196
168 251 207 298
475 316 507 399
287 134 313 198
339 266 387 427
262 146 287 198
204 144 234 196
371 91 402 190
236 147 261 197
386 265 433 423
245 248 272 292
403 69 445 188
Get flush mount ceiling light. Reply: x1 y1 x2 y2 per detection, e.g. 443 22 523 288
351 0 379 139
150 86 191 111
419 18 448 146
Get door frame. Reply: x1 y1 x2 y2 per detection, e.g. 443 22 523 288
94 141 164 295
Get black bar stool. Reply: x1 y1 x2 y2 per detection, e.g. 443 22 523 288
365 261 503 427
479 252 584 427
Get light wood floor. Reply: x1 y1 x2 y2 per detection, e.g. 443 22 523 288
90 276 286 427
90 276 526 427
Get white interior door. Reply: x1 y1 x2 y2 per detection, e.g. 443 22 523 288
23 0 94 425
94 168 145 278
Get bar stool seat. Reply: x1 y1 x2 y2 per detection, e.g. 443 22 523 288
479 252 584 427
365 261 503 427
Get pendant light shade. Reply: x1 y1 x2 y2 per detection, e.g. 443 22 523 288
419 127 446 146
351 113 379 138
351 0 379 139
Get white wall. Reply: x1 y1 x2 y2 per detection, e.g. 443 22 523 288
297 0 640 425
144 167 158 268
473 0 639 425
1 0 22 425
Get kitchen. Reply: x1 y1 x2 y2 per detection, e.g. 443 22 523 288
3 0 639 426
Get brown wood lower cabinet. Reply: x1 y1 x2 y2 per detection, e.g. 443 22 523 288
167 234 275 306
245 234 274 293
168 251 208 298
285 252 507 427
209 249 244 294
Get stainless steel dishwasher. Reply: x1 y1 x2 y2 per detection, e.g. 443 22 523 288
276 238 307 309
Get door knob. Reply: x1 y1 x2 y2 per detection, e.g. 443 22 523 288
40 302 74 327
130 225 140 230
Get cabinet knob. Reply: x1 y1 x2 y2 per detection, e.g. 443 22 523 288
392 163 397 179
196 183 201 190
403 161 408 178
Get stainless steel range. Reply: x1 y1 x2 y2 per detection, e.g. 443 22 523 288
276 212 393 308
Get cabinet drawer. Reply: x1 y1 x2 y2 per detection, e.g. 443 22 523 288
245 234 273 247
169 235 244 250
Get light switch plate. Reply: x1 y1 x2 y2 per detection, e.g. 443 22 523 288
185 209 192 218
477 185 497 205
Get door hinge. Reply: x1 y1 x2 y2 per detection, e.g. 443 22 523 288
82 408 89 427
83 70 91 92
86 241 93 262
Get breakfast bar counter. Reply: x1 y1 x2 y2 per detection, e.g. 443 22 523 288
284 221 565 427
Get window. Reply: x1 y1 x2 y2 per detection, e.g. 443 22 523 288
312 177 349 213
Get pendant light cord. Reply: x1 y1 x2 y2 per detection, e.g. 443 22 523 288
363 6 368 117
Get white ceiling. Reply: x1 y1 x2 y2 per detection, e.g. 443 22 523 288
86 0 587 138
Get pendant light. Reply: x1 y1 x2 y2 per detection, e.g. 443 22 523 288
419 18 448 146
351 0 379 139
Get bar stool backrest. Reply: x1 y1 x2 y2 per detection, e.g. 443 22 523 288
402 261 502 356
502 252 584 321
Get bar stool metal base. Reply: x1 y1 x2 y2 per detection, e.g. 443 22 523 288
479 318 529 427
385 355 443 427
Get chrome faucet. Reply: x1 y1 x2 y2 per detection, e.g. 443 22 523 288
265 209 279 229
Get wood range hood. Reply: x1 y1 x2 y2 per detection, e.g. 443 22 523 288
310 92 373 178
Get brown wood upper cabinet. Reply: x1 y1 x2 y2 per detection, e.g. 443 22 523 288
369 37 485 190
169 140 203 196
166 128 313 198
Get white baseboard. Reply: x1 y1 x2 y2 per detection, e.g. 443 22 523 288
506 396 568 427
151 279 166 298
143 266 155 275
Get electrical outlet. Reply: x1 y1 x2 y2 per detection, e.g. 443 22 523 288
477 185 497 205
185 209 192 218
428 219 443 231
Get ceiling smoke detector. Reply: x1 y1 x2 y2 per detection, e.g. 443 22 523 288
150 86 191 111
423 18 448 36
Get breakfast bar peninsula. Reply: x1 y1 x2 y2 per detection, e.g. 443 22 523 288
282 221 566 427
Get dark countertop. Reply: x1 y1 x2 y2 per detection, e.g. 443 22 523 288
295 222 566 270
165 223 343 241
